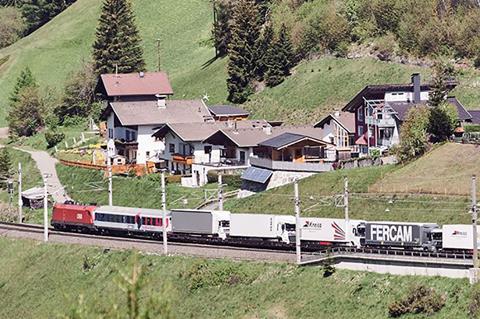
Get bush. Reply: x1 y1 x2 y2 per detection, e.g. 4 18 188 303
0 7 26 49
388 285 446 317
166 174 182 184
45 130 65 148
206 171 242 188
465 125 480 133
395 105 431 163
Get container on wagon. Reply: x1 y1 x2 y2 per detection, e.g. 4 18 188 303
442 224 480 250
171 209 230 239
229 213 295 243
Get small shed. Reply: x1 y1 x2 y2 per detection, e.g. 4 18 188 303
21 187 45 209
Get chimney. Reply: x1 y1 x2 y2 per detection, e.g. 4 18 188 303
139 71 145 78
263 125 272 135
227 119 234 128
156 94 166 108
334 111 340 118
411 73 421 103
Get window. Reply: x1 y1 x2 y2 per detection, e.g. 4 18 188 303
126 130 131 141
357 108 364 121
169 143 175 153
204 146 212 154
131 131 136 141
108 129 113 139
358 126 364 136
146 151 150 158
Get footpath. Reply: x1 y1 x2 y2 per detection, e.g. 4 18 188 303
0 127 70 203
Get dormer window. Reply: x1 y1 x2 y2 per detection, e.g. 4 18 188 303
358 108 364 121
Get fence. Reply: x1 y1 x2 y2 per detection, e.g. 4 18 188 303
59 159 156 176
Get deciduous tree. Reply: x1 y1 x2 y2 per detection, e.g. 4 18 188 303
8 87 44 137
395 105 431 162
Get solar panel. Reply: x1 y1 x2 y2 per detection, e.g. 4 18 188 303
241 167 273 184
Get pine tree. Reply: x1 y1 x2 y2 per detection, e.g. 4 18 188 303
0 147 12 181
255 23 274 80
9 66 37 104
212 0 232 57
277 24 294 76
92 0 145 75
264 38 284 87
226 0 261 103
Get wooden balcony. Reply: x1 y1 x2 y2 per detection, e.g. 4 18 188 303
172 153 194 165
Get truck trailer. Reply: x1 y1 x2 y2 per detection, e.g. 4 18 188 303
300 218 365 247
171 209 230 239
229 213 295 243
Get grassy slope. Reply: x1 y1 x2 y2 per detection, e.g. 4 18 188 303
0 0 227 126
0 237 473 318
370 143 480 196
225 163 471 225
1 1 479 128
56 164 235 209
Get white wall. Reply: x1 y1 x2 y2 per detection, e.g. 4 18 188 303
136 125 165 164
384 91 429 102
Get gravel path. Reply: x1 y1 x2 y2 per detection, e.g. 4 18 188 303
13 147 71 203
0 225 295 263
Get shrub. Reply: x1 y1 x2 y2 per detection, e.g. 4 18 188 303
206 171 242 188
465 125 480 133
0 7 26 49
388 285 446 317
45 130 65 148
166 174 182 184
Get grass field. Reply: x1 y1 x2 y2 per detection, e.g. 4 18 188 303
56 164 236 209
0 236 475 318
370 143 480 196
225 164 472 225
1 0 479 127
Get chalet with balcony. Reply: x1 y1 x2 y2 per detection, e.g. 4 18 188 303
314 111 355 157
101 99 213 164
342 73 462 155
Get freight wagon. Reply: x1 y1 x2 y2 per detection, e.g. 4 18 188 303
364 222 439 250
300 218 365 247
229 214 295 243
170 209 230 239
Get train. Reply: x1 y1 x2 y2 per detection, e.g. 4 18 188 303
51 203 479 252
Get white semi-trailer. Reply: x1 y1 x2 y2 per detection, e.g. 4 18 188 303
442 224 480 250
171 209 230 239
299 218 365 247
229 213 295 243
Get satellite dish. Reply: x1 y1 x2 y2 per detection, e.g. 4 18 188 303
107 139 116 158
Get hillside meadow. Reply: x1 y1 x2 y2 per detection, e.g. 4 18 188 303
0 237 476 318
1 0 480 127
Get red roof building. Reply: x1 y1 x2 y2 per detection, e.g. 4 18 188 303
97 71 174 101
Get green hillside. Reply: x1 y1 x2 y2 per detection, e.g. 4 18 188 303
0 0 479 128
0 237 474 318
225 164 471 225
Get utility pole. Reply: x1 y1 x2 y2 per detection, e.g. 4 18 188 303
473 175 478 269
18 162 22 223
161 170 168 255
43 174 49 242
108 156 113 206
294 179 301 265
156 38 161 71
218 173 223 210
344 177 350 243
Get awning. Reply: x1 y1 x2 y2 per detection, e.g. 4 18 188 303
241 167 273 184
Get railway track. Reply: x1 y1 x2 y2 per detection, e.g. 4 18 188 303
0 222 296 263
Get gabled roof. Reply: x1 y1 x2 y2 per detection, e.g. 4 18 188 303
203 126 328 148
388 97 472 122
151 120 271 142
469 110 480 124
314 111 355 133
342 80 457 112
208 105 249 117
100 72 174 97
104 100 211 126
258 132 328 150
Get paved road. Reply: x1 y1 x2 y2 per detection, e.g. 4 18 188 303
0 127 70 203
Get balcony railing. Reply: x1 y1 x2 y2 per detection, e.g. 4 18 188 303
250 157 333 172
